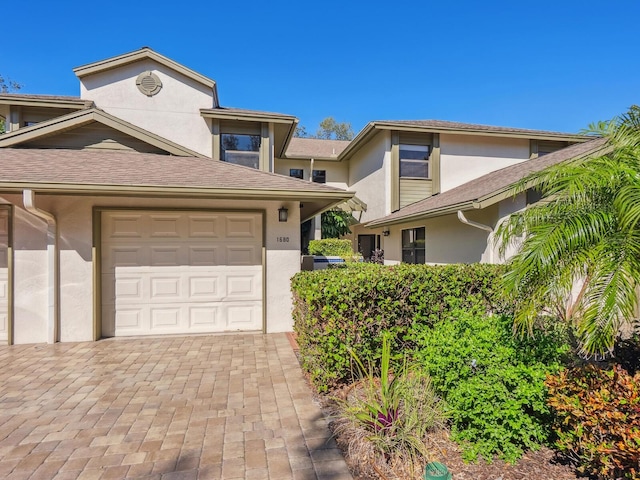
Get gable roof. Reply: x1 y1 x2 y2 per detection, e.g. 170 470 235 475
367 137 609 227
0 148 353 219
73 47 219 107
284 137 351 160
340 119 590 161
0 107 205 157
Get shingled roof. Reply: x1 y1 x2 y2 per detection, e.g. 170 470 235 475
285 137 350 159
0 148 351 200
367 137 609 227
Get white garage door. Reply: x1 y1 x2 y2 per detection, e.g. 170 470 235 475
0 209 8 343
101 211 263 337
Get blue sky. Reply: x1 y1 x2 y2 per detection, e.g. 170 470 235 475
3 1 639 135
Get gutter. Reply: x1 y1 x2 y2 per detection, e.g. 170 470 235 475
457 210 494 264
23 190 58 344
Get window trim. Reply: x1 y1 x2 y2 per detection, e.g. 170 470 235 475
399 144 430 179
401 227 425 264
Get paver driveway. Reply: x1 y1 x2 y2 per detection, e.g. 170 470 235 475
0 334 352 480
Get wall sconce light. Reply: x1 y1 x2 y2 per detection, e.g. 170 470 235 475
278 206 289 222
382 228 390 237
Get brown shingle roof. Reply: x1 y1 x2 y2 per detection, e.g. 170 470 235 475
367 137 608 227
285 137 350 159
0 148 350 198
373 119 582 138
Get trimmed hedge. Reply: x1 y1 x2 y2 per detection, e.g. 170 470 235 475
308 239 353 257
291 263 509 391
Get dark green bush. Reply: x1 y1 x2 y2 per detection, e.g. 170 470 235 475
413 310 571 463
291 263 508 391
308 238 353 257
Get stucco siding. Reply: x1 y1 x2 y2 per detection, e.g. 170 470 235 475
348 131 391 222
273 158 348 190
440 134 530 192
80 60 213 156
3 194 301 344
382 208 499 265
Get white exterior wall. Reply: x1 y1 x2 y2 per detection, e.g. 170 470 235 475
273 159 348 190
439 134 530 192
79 60 214 157
2 194 301 344
348 131 391 222
382 208 498 265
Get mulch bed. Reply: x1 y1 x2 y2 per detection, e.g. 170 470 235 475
289 334 588 480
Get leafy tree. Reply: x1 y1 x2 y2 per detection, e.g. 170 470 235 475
496 106 640 357
0 74 21 133
321 209 356 238
294 116 354 141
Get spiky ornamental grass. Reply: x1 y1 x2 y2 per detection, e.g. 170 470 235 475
496 106 640 357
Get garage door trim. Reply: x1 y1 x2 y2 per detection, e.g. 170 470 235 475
93 206 266 339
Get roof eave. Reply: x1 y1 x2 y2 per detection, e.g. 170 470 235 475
0 181 355 201
366 201 476 228
0 96 93 110
199 109 297 124
370 121 589 142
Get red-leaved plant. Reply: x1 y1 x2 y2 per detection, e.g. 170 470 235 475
546 364 640 479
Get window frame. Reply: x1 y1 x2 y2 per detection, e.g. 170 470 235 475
220 133 261 169
312 169 326 184
401 227 425 264
399 144 430 179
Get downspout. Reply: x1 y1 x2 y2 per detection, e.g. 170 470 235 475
23 190 58 344
457 210 494 264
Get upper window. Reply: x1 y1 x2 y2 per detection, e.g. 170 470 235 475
400 144 430 178
221 134 260 169
312 170 326 183
289 169 304 179
402 227 425 264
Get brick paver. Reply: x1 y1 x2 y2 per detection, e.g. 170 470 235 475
0 334 352 479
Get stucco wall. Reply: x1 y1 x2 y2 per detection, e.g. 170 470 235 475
382 208 499 265
348 131 391 222
80 59 213 157
440 134 530 192
273 158 348 190
2 194 301 344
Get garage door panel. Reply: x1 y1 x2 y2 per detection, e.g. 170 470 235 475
149 214 182 238
102 210 263 337
227 246 261 265
106 214 145 239
226 216 258 238
188 216 221 238
188 246 219 266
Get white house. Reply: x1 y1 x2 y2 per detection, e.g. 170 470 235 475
0 46 600 345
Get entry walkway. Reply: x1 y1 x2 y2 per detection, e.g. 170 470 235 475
0 334 352 479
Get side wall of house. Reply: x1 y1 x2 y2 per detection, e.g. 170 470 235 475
273 159 348 190
348 132 391 223
382 207 499 265
439 134 530 192
2 194 300 344
79 59 213 157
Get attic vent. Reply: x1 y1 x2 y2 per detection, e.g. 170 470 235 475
136 71 162 97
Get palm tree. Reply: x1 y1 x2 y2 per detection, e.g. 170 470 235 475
496 106 640 357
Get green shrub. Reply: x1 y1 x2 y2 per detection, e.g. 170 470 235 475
291 263 508 391
546 364 640 479
308 238 353 257
413 310 570 463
